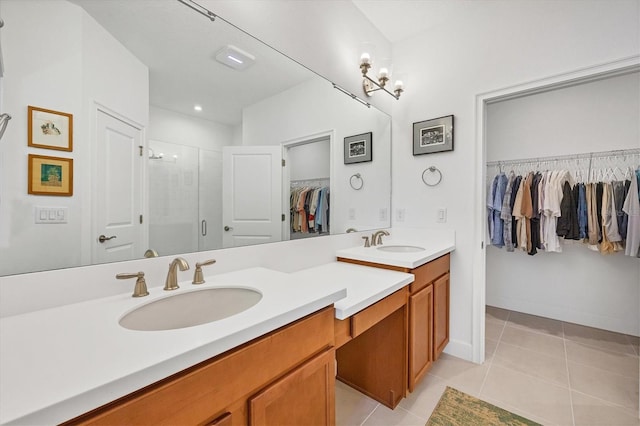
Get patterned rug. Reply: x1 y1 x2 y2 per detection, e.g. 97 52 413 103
426 387 541 426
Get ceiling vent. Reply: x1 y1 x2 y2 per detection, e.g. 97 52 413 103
215 45 255 71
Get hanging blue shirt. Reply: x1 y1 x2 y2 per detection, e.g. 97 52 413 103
491 173 508 247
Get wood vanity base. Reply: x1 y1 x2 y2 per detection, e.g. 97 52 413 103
338 254 450 393
63 307 335 426
336 298 407 409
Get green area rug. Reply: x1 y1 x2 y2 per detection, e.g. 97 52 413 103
426 387 541 426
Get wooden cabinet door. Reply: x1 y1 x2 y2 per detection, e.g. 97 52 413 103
408 283 433 392
433 273 450 360
249 349 336 426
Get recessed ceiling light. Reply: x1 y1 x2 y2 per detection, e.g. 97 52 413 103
194 105 202 112
215 45 255 71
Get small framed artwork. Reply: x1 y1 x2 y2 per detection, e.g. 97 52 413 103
28 105 73 152
413 115 454 155
344 132 372 164
28 154 73 196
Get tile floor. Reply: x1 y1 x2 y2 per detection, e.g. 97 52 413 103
336 306 640 426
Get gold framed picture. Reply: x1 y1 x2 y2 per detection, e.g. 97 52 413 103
28 105 73 152
28 154 73 196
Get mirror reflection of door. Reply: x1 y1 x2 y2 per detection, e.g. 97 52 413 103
222 146 283 248
148 141 223 256
94 109 144 264
284 136 331 241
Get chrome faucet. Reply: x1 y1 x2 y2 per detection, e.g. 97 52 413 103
164 257 189 291
371 230 390 246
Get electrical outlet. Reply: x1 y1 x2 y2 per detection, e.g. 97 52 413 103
379 208 388 221
437 208 447 223
396 208 405 222
348 208 356 220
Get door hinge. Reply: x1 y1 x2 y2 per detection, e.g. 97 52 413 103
281 159 285 167
281 214 285 222
140 214 143 224
139 145 143 156
481 241 484 249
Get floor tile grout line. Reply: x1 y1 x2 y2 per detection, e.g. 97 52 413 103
570 387 640 415
478 309 509 397
359 402 379 426
562 322 576 426
562 335 639 357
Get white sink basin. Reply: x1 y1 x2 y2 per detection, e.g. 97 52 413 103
376 245 425 253
119 287 263 331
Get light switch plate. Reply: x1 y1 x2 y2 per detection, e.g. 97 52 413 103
35 207 68 224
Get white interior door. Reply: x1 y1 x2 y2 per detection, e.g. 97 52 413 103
222 146 282 248
94 109 143 263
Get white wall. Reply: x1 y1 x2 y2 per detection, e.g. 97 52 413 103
486 72 640 161
486 72 640 335
205 0 393 114
148 106 233 152
0 0 148 275
289 139 331 182
242 77 392 233
389 0 640 357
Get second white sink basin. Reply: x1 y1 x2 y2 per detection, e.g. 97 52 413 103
120 287 262 331
376 245 425 253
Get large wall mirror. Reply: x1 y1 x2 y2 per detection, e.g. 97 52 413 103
0 0 391 276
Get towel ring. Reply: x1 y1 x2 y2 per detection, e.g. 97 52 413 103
350 173 364 190
422 166 442 187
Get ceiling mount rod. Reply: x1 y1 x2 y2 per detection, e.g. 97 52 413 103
177 0 216 22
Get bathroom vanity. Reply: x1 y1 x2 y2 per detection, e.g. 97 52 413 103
0 231 455 425
337 253 451 394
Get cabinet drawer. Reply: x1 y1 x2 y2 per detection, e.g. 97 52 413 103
351 288 407 337
410 254 449 293
66 307 334 426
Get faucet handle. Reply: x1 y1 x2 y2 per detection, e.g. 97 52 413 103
362 236 371 248
116 271 149 298
193 259 217 284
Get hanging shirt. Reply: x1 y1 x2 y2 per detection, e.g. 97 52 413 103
487 176 499 243
521 172 534 253
613 180 629 239
501 172 516 252
586 183 600 250
510 175 522 248
577 183 588 240
491 173 508 247
512 176 526 251
622 172 640 257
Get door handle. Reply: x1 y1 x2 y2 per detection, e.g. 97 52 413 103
201 220 207 236
98 235 117 243
224 226 233 232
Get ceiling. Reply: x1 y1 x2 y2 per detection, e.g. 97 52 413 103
70 0 314 126
352 0 478 43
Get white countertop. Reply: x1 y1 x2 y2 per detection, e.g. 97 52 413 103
0 268 345 425
292 262 414 319
0 232 455 425
335 231 456 269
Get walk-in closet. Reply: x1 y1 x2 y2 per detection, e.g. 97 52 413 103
485 70 639 336
286 137 331 240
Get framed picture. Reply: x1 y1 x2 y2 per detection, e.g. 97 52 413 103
344 132 372 164
28 106 73 152
28 154 73 196
413 115 454 155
